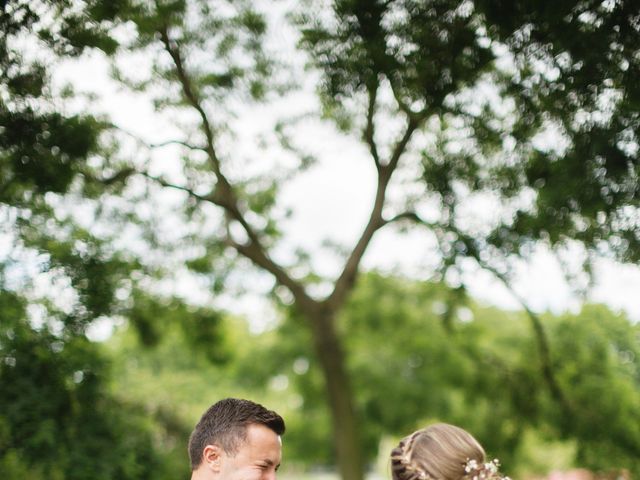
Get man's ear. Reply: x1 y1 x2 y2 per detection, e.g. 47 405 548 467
202 444 223 473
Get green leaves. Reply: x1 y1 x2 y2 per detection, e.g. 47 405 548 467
238 8 267 36
1 2 116 208
127 290 231 364
4 64 47 98
2 2 640 478
298 0 640 273
467 0 640 261
0 290 165 480
300 0 494 112
0 110 102 200
17 225 135 331
549 305 640 471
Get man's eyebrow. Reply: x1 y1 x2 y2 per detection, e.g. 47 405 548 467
262 459 281 469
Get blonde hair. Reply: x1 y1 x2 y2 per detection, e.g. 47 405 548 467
390 423 504 480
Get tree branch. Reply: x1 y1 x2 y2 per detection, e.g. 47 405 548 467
390 211 573 415
231 239 316 311
157 25 311 308
107 123 206 152
79 166 136 187
158 25 223 175
384 114 420 173
158 26 257 238
383 211 438 228
388 80 427 123
326 115 424 312
473 258 572 414
364 80 381 169
139 171 214 203
148 139 205 151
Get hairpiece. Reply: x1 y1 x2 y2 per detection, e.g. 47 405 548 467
463 458 510 480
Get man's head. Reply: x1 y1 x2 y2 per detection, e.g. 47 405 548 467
189 398 285 480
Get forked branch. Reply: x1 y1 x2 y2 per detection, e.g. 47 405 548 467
326 114 426 312
157 24 309 306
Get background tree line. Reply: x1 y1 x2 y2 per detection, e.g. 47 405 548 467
3 273 639 479
1 1 639 479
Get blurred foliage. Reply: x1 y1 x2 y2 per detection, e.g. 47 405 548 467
298 0 640 269
102 310 302 478
217 273 639 475
475 0 640 258
2 1 640 480
0 289 176 480
86 273 640 477
0 0 127 206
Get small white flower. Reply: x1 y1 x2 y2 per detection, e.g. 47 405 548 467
465 459 479 473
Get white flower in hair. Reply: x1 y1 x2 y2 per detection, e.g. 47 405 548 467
464 458 507 480
485 460 499 474
464 459 478 473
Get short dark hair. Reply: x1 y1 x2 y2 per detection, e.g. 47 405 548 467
188 398 285 470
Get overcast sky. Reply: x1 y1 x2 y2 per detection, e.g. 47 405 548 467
49 6 640 330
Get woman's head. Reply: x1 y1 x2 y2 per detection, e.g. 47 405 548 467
390 423 506 480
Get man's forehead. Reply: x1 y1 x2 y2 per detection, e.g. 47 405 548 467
243 424 282 448
237 425 282 467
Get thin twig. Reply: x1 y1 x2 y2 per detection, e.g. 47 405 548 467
474 256 573 415
106 123 206 152
383 211 437 228
140 171 213 203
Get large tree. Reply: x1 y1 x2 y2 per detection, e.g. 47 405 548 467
2 1 639 480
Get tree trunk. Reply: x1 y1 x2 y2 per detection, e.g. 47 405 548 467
306 304 364 480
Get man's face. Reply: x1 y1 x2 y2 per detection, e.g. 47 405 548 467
219 424 282 480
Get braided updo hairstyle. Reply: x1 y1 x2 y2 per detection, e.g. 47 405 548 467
390 423 506 480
